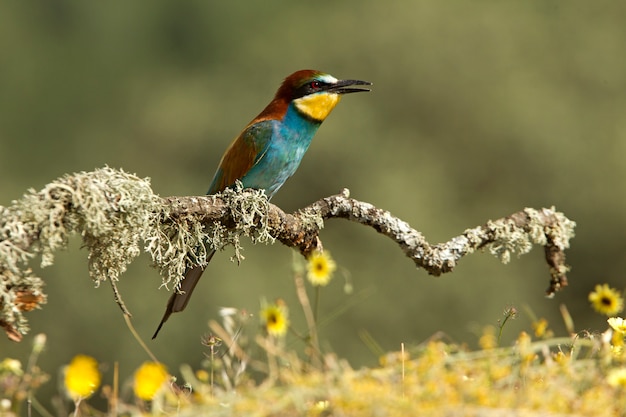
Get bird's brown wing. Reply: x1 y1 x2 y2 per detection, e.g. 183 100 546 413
207 122 274 194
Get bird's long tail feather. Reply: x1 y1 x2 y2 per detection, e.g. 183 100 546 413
152 249 216 338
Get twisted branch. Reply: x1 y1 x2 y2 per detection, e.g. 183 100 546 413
0 168 576 341
165 189 573 296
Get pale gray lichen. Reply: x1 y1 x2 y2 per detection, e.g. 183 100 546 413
483 208 576 265
524 208 549 247
0 167 162 335
535 207 576 250
486 218 534 264
144 181 275 291
437 235 471 265
76 168 162 284
0 267 45 337
299 209 325 232
462 226 485 252
144 204 211 290
223 181 274 247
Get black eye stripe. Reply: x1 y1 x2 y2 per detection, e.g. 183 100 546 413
294 80 328 98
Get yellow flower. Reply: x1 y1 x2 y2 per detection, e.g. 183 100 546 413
64 355 101 400
261 299 289 337
195 369 210 383
531 318 553 339
134 362 169 401
0 358 23 376
589 284 624 316
607 367 626 388
478 326 497 350
609 317 626 334
611 330 626 361
552 351 569 365
516 331 536 365
306 250 336 286
611 345 625 358
516 331 531 351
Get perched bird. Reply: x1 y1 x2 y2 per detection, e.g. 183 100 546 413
153 69 371 338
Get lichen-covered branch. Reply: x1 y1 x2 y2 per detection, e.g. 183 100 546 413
165 189 575 296
1 167 161 340
0 167 576 341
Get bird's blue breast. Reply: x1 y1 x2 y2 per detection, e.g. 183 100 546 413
239 104 321 198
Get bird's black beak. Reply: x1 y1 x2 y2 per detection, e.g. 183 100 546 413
329 79 372 95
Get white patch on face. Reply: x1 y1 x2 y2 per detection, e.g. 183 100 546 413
318 74 339 84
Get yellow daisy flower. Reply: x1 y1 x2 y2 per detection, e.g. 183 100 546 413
609 317 626 334
261 299 289 337
64 355 101 400
306 250 337 286
589 284 624 316
133 362 169 401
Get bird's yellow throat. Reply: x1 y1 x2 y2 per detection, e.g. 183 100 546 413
294 93 341 122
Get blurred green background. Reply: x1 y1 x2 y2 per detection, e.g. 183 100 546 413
2 0 625 407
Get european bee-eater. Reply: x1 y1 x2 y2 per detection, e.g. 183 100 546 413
153 69 371 338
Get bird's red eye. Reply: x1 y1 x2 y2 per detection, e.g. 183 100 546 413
310 81 321 89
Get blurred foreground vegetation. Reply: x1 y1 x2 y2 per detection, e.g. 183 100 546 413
2 280 626 416
1 0 626 412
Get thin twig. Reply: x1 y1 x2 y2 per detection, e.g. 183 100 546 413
110 362 119 417
123 314 160 364
293 269 322 367
109 279 132 317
